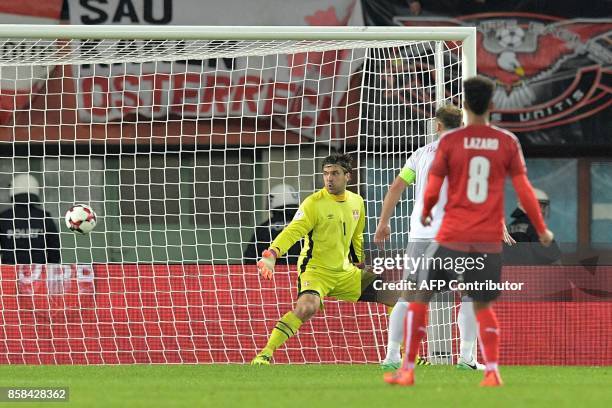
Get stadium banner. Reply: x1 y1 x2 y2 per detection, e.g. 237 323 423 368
61 0 364 141
362 0 612 148
13 264 95 325
0 264 610 365
0 1 63 125
16 264 95 296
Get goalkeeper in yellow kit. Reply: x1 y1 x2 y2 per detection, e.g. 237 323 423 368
251 153 378 365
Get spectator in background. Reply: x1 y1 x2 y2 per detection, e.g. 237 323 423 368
244 184 301 265
0 174 61 264
503 188 562 265
407 1 423 15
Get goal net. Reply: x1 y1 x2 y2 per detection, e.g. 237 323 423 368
0 26 475 364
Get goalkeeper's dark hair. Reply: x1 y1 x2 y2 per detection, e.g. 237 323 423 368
322 153 353 174
463 75 495 115
435 105 463 130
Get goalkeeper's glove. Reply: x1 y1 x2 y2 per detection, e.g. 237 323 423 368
257 249 277 280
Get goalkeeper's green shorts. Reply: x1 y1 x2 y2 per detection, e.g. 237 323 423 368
297 265 378 304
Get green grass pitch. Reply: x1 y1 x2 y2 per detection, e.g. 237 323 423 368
0 365 610 407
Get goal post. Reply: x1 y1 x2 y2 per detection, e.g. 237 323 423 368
0 24 476 364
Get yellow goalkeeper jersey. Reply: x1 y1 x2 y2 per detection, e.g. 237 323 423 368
270 188 365 273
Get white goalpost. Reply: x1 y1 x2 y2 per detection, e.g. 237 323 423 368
0 25 476 364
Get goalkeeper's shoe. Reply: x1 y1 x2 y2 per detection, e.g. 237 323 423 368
457 357 485 370
383 368 414 386
480 370 503 387
250 353 272 366
415 355 431 366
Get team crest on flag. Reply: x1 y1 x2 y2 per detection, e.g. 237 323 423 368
394 13 611 133
352 209 359 220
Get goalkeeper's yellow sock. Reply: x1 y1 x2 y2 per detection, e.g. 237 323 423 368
261 311 303 356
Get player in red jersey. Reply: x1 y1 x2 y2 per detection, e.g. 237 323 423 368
384 76 554 387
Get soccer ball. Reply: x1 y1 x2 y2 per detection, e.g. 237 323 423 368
65 204 97 234
496 26 525 49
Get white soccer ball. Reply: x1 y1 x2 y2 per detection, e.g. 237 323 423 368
496 27 525 49
65 204 97 234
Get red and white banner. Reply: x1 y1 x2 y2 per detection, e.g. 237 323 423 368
14 264 95 323
75 55 353 139
0 1 363 140
66 0 364 140
0 1 62 124
17 264 95 296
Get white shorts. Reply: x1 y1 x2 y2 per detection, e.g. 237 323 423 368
402 237 434 281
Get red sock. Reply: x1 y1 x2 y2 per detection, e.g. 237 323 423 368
401 302 428 370
476 308 500 371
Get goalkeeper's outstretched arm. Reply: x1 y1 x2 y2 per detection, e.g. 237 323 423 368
374 169 415 248
258 200 315 279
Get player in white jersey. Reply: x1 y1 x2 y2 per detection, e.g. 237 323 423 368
375 105 491 370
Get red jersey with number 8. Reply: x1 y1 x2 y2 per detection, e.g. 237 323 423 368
428 124 527 244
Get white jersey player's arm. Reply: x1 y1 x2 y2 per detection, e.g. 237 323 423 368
373 167 416 247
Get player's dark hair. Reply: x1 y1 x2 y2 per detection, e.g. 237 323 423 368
322 153 353 174
435 105 463 129
463 76 495 115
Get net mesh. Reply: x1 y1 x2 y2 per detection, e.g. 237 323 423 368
0 35 466 364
